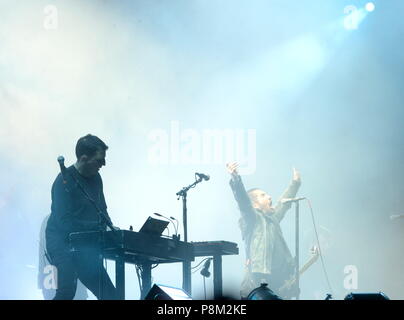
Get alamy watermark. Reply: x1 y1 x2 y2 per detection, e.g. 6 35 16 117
43 264 58 290
343 265 358 290
43 5 58 30
147 121 257 175
344 5 360 30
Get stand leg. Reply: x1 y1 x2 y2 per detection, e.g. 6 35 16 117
116 257 125 300
181 193 192 295
213 255 223 300
182 261 192 295
98 254 105 300
295 202 300 300
140 262 152 300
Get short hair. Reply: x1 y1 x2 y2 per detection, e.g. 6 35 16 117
75 134 108 159
247 188 261 203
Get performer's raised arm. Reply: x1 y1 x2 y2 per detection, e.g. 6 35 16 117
227 162 256 222
273 167 302 223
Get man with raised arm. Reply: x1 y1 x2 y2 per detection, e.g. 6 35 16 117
227 162 301 299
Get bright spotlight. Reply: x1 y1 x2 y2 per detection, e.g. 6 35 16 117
365 2 375 12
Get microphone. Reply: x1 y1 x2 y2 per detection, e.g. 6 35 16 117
281 197 306 204
390 214 404 221
57 156 67 184
196 172 210 181
169 216 179 237
200 258 212 278
154 213 178 236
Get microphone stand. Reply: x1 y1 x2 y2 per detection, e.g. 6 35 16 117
176 175 205 295
295 201 300 300
282 197 305 300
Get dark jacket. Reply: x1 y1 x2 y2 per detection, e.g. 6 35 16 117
45 165 113 257
229 175 301 295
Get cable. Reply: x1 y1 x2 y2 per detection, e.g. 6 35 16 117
164 226 170 237
191 257 211 271
203 276 207 300
169 216 179 236
135 264 143 294
306 198 334 296
154 213 177 237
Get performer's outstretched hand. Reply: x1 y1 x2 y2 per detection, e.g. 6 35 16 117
226 162 239 178
292 167 301 183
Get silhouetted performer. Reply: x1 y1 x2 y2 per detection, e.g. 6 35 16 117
45 134 117 300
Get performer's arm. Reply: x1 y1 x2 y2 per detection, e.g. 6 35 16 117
273 167 302 223
227 162 256 221
98 175 118 230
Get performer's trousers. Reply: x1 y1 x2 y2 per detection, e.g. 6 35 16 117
48 251 117 300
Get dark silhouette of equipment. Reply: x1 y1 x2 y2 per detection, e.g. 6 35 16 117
192 240 239 300
247 283 282 300
344 292 390 300
144 284 192 300
200 258 212 278
69 228 194 300
139 216 169 236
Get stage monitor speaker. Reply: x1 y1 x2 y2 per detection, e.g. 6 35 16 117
344 292 390 300
247 283 282 300
144 284 192 300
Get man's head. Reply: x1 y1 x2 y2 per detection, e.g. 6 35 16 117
248 188 273 213
75 134 108 177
